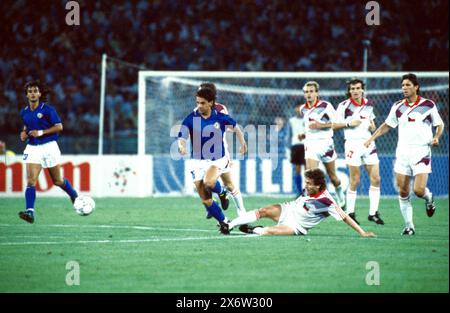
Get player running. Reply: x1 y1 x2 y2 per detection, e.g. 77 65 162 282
178 85 247 227
365 73 444 235
18 80 79 223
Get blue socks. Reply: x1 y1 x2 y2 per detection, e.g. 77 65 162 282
294 174 302 195
210 181 224 194
59 178 78 201
204 201 225 222
25 186 36 210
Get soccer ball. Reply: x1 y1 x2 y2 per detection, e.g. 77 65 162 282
74 195 95 216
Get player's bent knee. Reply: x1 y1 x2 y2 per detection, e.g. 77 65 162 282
53 179 64 186
201 198 213 207
202 179 216 190
413 187 425 198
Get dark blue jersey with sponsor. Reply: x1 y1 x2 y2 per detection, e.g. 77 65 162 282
20 102 62 145
179 109 237 160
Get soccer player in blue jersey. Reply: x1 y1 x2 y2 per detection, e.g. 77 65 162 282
178 86 247 227
18 80 79 223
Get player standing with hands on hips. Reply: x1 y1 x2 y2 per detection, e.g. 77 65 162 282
18 80 79 223
365 73 444 235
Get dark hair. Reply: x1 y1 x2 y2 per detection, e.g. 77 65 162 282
199 82 217 97
304 168 326 191
24 80 50 102
402 73 420 95
345 78 365 98
196 86 216 103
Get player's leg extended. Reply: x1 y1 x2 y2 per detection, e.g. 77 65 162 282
194 180 226 223
19 163 42 223
255 225 296 236
324 160 345 208
346 165 360 222
48 164 78 203
396 173 415 233
228 204 282 230
220 171 246 216
413 173 435 217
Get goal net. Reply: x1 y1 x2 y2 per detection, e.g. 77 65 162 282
138 72 449 196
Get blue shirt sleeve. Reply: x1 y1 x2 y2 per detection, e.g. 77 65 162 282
47 105 62 125
178 115 191 139
221 113 237 127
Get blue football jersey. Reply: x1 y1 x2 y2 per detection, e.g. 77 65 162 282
179 109 237 160
20 102 62 145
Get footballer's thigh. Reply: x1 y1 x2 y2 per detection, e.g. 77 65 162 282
26 163 42 186
306 158 319 170
412 173 429 197
257 204 282 222
396 173 411 197
48 164 64 186
203 165 221 189
263 225 296 236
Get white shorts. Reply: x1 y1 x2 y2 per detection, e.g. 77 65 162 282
278 201 307 236
189 156 231 182
23 141 61 168
305 139 337 164
394 145 432 176
345 140 379 167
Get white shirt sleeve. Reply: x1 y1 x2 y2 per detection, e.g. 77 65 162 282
385 104 399 128
431 105 444 127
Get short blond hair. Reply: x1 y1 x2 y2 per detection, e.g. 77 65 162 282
303 81 320 92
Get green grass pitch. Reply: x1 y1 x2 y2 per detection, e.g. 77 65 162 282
0 196 448 292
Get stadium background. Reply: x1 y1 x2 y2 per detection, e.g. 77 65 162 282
0 0 448 294
1 0 448 197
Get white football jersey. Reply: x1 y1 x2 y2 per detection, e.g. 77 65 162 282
299 100 336 141
385 96 443 147
336 97 375 140
290 189 347 234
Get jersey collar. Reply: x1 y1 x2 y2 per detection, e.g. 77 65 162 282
304 99 320 109
404 96 421 107
350 97 366 106
309 188 326 198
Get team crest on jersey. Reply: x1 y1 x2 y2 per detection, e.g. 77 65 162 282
37 113 43 118
213 122 220 129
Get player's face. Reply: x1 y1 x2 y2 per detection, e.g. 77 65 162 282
349 83 364 100
26 86 41 103
196 96 213 115
304 177 320 196
303 86 318 103
401 79 418 98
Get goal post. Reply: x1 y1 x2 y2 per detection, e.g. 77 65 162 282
138 71 449 196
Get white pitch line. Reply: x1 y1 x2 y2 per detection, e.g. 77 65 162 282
0 223 216 233
0 234 256 246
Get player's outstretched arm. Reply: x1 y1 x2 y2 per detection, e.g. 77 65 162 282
343 214 376 237
364 122 391 148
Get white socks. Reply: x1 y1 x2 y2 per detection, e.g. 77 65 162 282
229 188 246 217
346 189 357 214
399 196 414 229
253 227 266 235
369 186 380 216
229 210 260 229
419 187 432 203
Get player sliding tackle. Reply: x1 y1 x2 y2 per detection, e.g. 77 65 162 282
178 85 247 227
220 168 375 238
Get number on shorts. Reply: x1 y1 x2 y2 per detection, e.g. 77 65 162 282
23 154 28 160
347 150 354 158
